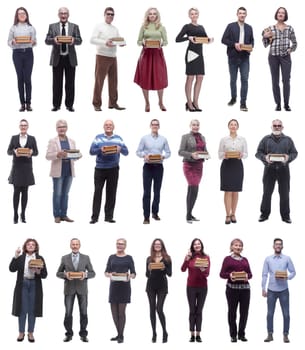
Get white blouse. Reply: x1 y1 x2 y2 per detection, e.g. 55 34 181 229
218 135 248 159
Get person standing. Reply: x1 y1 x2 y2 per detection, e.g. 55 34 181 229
56 238 96 342
134 7 168 112
89 119 128 224
220 238 252 342
262 238 296 343
178 119 208 223
218 119 247 224
105 238 136 344
91 7 125 111
146 239 172 343
45 7 82 112
255 119 297 223
222 7 254 111
262 7 297 111
181 238 210 343
9 238 47 343
175 7 213 111
7 119 38 224
136 119 171 224
8 7 36 112
46 119 81 223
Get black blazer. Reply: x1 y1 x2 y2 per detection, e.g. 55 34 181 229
45 22 82 67
221 22 254 59
7 134 38 186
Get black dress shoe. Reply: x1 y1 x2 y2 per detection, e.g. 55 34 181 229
63 335 72 342
152 214 161 220
66 107 75 112
51 107 60 111
162 331 168 343
227 98 236 106
282 217 292 224
14 215 18 224
143 218 150 224
238 336 248 342
104 218 116 223
89 219 98 224
231 337 237 342
80 336 88 342
275 104 281 111
191 215 200 221
258 215 268 222
189 335 195 342
110 336 119 341
195 335 202 342
284 105 291 111
26 104 32 111
19 104 26 112
117 336 124 343
152 333 157 343
94 106 102 111
109 104 126 110
240 104 248 111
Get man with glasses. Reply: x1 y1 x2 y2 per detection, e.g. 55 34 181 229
45 7 82 112
90 7 125 111
261 238 296 343
255 119 297 223
136 119 171 224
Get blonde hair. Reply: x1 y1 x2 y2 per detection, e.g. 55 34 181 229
143 7 161 29
190 119 200 127
56 119 67 128
230 238 243 251
188 7 199 15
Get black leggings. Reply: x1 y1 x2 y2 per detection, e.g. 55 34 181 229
147 290 167 334
13 185 28 217
110 303 127 337
187 286 208 332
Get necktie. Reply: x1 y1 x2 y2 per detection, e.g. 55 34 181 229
72 254 78 270
62 23 67 52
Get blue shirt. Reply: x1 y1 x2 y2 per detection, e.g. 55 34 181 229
89 133 128 169
262 254 296 292
136 133 171 162
60 140 71 177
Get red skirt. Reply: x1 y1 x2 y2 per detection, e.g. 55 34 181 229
183 161 203 186
134 47 168 90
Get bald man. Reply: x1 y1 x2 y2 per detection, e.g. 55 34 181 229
89 120 128 223
255 119 297 223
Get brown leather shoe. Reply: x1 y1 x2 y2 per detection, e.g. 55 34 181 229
54 217 61 223
283 334 290 343
61 216 74 222
109 104 125 110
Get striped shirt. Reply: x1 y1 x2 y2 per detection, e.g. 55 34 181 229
262 25 297 56
8 23 36 49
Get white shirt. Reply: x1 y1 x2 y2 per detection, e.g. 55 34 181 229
218 135 248 159
60 22 69 56
90 22 120 57
19 134 27 147
239 23 245 44
24 253 36 279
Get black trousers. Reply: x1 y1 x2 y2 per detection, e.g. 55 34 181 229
186 286 207 332
52 55 75 108
13 48 33 104
64 293 88 337
260 165 290 219
147 289 167 334
91 166 119 221
225 286 250 338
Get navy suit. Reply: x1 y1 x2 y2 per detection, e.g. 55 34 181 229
222 22 254 105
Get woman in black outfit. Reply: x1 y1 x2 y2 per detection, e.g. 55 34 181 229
105 238 136 343
7 119 38 224
146 238 172 343
9 238 47 342
176 7 213 111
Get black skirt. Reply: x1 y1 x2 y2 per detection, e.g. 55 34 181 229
220 159 244 192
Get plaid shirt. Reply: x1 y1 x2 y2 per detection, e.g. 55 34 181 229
262 25 297 56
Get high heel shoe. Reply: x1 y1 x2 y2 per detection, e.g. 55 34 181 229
162 331 168 343
192 103 202 112
225 216 231 224
230 214 237 223
145 104 150 112
185 102 196 112
21 213 26 223
152 332 157 343
17 333 25 342
14 214 18 224
159 103 166 111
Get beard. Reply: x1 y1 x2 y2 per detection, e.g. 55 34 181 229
272 130 282 136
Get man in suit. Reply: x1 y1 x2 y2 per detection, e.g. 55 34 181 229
222 7 254 111
57 238 95 342
45 7 82 112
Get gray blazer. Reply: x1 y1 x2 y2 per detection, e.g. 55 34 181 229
178 132 207 162
45 22 82 67
56 253 95 295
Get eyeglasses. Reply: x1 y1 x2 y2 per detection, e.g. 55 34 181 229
57 125 67 129
106 13 114 16
273 124 282 128
20 124 28 127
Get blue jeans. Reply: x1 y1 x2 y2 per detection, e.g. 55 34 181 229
52 176 73 218
19 279 36 333
64 294 88 337
267 289 290 334
228 57 249 104
13 48 33 104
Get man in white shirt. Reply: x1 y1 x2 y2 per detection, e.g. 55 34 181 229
91 7 125 111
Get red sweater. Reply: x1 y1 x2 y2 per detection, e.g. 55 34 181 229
181 254 210 288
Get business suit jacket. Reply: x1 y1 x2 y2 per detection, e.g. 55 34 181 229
221 22 254 59
7 134 38 186
57 253 95 295
46 136 76 177
9 253 47 317
45 22 82 67
178 132 207 162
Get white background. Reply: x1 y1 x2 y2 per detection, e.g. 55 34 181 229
0 0 303 349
